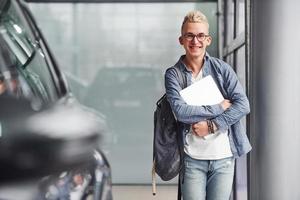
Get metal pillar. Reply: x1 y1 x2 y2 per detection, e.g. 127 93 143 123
249 0 300 199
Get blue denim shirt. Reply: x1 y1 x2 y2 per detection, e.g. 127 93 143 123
165 54 252 158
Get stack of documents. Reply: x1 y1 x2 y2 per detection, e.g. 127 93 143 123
180 75 224 106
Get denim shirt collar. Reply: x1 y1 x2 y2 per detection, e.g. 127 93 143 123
177 52 211 75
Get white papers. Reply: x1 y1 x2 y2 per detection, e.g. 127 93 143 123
180 75 224 106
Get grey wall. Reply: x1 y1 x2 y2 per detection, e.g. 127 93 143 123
250 0 300 199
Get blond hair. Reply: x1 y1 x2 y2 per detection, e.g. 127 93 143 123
181 11 209 34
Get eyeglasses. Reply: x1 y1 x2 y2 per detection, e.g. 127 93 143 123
183 33 210 42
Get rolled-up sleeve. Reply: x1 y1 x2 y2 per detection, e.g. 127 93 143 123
165 67 224 124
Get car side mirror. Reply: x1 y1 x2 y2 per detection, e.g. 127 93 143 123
0 95 102 183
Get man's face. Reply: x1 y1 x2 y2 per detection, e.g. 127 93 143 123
179 22 212 58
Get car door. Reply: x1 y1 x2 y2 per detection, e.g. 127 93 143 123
0 0 113 199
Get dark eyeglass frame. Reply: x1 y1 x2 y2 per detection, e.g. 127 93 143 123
183 33 210 42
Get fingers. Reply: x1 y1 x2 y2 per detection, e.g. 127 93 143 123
221 99 232 110
192 121 209 137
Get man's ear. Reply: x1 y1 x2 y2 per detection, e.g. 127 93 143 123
206 36 212 46
179 36 184 45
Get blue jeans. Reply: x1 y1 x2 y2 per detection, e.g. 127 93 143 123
181 155 235 200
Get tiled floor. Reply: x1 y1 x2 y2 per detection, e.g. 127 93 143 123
112 185 177 200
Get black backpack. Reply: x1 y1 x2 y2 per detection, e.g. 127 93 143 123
152 65 187 195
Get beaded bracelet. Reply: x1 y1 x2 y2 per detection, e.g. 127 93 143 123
207 120 215 134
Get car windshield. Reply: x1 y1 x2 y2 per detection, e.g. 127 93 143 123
0 0 59 104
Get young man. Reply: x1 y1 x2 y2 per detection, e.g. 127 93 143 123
164 11 251 200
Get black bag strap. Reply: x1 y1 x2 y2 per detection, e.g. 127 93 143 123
172 65 186 200
177 176 182 200
173 65 187 89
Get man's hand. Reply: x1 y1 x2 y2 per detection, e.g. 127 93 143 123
192 121 209 137
192 120 218 137
221 99 232 110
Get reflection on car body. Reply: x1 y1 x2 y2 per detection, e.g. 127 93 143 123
37 150 111 200
0 0 113 199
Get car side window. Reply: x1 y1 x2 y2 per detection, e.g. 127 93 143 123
0 0 58 103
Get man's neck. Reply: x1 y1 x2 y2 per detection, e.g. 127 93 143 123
183 53 205 76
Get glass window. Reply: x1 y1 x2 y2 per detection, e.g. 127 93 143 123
0 0 58 105
225 0 235 45
236 0 245 35
29 2 218 184
236 45 246 89
222 0 248 199
225 52 234 67
234 45 247 200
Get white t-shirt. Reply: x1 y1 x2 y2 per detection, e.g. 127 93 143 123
184 70 233 160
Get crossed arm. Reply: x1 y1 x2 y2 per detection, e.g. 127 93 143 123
165 66 250 137
192 100 231 137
